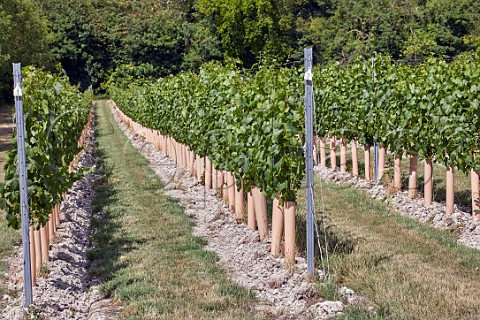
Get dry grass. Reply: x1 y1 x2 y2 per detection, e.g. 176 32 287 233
297 176 480 319
89 101 264 320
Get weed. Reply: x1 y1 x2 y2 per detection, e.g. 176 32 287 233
317 279 340 301
37 263 49 278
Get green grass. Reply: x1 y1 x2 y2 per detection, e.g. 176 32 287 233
333 307 390 320
297 177 480 319
89 101 264 320
0 215 20 306
0 104 20 307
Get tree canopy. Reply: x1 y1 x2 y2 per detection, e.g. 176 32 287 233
0 0 479 101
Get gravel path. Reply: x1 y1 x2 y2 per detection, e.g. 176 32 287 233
1 112 118 319
316 166 480 250
108 101 371 319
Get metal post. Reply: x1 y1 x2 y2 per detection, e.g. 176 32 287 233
372 57 379 182
13 63 33 308
374 139 378 182
304 48 315 275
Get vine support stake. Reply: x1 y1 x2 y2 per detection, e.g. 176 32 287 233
13 63 33 309
446 165 455 214
374 139 378 182
304 48 315 275
471 168 479 218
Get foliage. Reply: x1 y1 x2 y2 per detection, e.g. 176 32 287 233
110 61 305 201
0 67 92 229
102 63 157 90
181 19 223 70
196 0 299 66
314 53 480 172
297 0 480 62
1 0 473 99
0 0 53 102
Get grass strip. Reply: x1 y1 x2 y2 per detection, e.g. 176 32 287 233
89 101 262 320
0 104 20 308
0 215 20 307
298 178 480 319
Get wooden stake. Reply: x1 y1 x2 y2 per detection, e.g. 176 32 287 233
51 208 56 233
378 145 385 180
364 145 371 181
424 159 433 205
394 153 402 191
247 191 256 230
178 142 185 168
320 137 327 167
56 204 60 227
183 145 188 169
472 168 480 219
217 170 224 199
195 155 199 180
212 166 217 191
176 142 181 165
252 186 268 240
351 140 358 177
271 195 284 256
30 226 36 286
234 178 244 220
189 150 195 177
166 137 171 158
284 201 296 266
227 172 235 212
446 165 455 214
205 157 212 189
199 157 205 181
40 226 48 263
48 215 54 240
196 155 203 182
178 143 183 167
330 136 337 169
222 171 228 204
340 137 347 173
408 155 418 198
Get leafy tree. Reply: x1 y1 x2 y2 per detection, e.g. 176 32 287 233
0 0 52 102
196 0 299 66
296 0 480 62
181 19 223 70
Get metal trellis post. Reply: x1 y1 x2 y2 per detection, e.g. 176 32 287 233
13 63 33 308
304 48 315 275
372 57 379 182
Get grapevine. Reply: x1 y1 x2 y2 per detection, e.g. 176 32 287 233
0 67 92 229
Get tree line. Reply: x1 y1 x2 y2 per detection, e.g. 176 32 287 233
1 0 479 101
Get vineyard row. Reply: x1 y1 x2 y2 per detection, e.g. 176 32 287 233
110 53 480 217
0 67 93 284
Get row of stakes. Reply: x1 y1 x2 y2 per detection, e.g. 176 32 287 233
316 136 480 219
28 109 93 285
109 100 298 265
